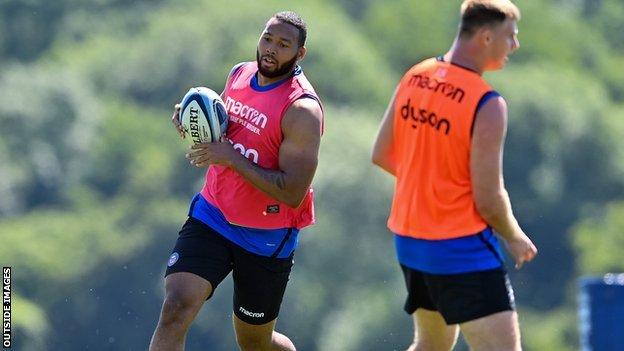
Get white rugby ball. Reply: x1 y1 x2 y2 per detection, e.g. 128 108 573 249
179 87 229 144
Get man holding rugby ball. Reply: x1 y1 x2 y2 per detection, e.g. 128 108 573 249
150 11 323 351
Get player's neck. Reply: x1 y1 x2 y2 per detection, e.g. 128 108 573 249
256 70 294 86
444 39 486 75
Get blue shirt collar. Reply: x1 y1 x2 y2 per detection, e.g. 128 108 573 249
250 65 302 92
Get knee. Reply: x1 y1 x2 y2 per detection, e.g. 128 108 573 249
159 291 200 327
412 339 455 351
236 333 271 351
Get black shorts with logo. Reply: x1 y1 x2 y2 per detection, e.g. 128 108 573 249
400 264 515 324
165 217 294 325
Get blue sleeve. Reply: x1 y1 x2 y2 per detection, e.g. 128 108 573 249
228 62 246 79
476 91 501 113
221 62 247 96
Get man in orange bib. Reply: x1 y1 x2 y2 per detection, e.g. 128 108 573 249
372 1 537 350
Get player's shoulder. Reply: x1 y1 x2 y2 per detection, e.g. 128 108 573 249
227 62 252 78
475 94 508 129
480 94 507 113
477 91 505 111
287 98 322 119
404 57 438 74
282 98 323 132
397 57 439 86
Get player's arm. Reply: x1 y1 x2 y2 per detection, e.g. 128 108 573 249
230 98 321 207
471 96 537 268
371 87 398 175
187 98 322 208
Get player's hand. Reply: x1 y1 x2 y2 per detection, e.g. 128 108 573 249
504 233 538 269
171 104 185 139
186 141 240 167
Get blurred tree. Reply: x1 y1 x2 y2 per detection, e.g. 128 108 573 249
0 0 65 62
49 0 395 111
360 0 458 72
0 64 101 215
11 294 49 351
573 201 624 274
520 308 578 350
0 0 168 62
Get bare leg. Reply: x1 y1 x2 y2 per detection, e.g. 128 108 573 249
149 272 213 351
406 309 459 351
232 314 295 351
460 311 521 351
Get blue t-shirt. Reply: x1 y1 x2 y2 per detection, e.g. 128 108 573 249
395 227 505 274
188 193 298 258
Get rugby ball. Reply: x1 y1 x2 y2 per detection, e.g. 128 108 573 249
179 87 229 144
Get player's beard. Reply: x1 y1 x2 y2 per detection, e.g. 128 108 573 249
256 50 298 78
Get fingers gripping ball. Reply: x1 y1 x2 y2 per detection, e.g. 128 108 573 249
179 87 229 144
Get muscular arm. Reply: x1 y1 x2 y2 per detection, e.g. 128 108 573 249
471 96 537 267
371 87 398 175
471 96 521 239
215 98 322 208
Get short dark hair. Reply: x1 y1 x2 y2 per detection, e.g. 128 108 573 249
459 0 520 38
273 11 307 47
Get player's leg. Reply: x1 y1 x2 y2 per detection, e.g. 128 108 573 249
460 310 520 351
149 217 233 351
233 315 295 351
149 272 213 351
231 247 295 351
407 309 459 351
427 268 518 351
401 265 459 350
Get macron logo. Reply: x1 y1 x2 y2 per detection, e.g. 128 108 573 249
239 307 265 319
225 97 268 129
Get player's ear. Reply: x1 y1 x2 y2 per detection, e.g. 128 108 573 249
297 46 307 62
479 27 493 46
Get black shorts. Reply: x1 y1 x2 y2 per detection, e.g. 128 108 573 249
400 264 515 324
165 217 294 325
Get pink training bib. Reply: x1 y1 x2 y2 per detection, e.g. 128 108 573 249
200 62 323 229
